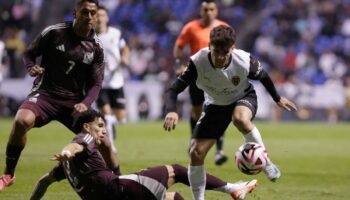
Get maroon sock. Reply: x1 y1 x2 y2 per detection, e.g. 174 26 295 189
172 164 227 190
5 144 24 176
174 192 185 200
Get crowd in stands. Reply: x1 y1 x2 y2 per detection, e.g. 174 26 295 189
0 0 349 121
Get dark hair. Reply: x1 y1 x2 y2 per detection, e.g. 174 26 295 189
72 109 103 133
210 25 236 48
98 5 109 13
202 0 216 3
76 0 99 7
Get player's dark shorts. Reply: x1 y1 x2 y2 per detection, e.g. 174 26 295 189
113 165 169 200
96 88 126 109
19 92 79 132
193 90 258 139
189 82 204 106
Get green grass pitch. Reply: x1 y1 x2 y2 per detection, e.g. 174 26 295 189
0 117 350 200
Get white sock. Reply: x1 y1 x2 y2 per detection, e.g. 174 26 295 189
243 127 265 149
188 165 206 200
104 114 117 153
244 127 273 164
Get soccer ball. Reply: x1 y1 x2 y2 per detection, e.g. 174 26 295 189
235 142 267 175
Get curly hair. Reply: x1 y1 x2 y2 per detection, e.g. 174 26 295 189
210 25 236 49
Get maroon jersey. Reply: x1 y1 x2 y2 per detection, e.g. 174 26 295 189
61 133 121 200
23 22 104 106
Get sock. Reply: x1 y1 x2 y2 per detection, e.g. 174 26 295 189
216 136 224 153
243 127 265 149
173 164 228 191
104 114 117 153
244 127 272 164
188 165 206 200
5 144 24 176
174 192 185 200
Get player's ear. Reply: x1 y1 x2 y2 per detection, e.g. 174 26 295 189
82 123 90 132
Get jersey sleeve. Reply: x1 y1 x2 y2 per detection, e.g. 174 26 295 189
248 56 281 102
164 60 197 113
22 27 51 71
82 46 104 106
175 23 191 48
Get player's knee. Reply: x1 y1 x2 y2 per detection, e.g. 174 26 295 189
14 114 35 129
233 117 250 132
189 147 205 162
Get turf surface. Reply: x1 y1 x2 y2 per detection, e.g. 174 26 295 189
0 117 349 200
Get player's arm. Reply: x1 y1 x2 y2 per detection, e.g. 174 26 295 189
120 38 130 66
248 57 297 111
173 24 190 73
30 163 66 200
51 143 84 161
23 29 49 76
30 172 57 200
76 46 104 114
163 60 197 131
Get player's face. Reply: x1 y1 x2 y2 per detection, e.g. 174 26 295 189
73 2 98 30
97 9 109 28
88 117 107 145
210 44 234 68
200 2 218 23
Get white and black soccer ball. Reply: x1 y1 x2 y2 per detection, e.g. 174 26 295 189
235 142 267 175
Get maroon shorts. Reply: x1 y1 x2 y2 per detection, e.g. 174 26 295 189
112 165 169 200
19 92 79 131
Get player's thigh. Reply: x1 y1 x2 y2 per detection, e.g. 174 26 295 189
119 166 169 199
233 90 258 121
18 93 59 127
192 104 233 139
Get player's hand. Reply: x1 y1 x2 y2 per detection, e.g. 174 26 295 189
51 151 73 161
277 96 297 111
163 112 179 132
175 64 187 75
72 103 88 116
28 65 45 77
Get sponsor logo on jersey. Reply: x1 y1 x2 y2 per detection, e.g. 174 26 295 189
83 52 94 64
232 76 240 86
56 44 65 52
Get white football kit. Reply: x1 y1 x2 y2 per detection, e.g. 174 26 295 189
190 48 255 106
98 27 126 89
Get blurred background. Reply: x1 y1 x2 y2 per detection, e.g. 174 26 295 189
0 0 350 123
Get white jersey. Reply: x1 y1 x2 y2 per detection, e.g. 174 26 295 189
98 27 126 89
191 48 253 105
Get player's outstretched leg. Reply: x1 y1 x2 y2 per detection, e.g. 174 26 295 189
171 164 258 200
243 127 281 181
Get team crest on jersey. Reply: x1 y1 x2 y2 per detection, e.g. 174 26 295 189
232 76 240 86
83 52 94 64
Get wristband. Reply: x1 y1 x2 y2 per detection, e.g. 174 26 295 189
175 58 181 65
61 150 72 157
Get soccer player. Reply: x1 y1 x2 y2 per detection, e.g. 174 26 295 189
95 6 130 153
174 0 229 165
163 25 297 200
0 0 120 191
30 109 258 200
